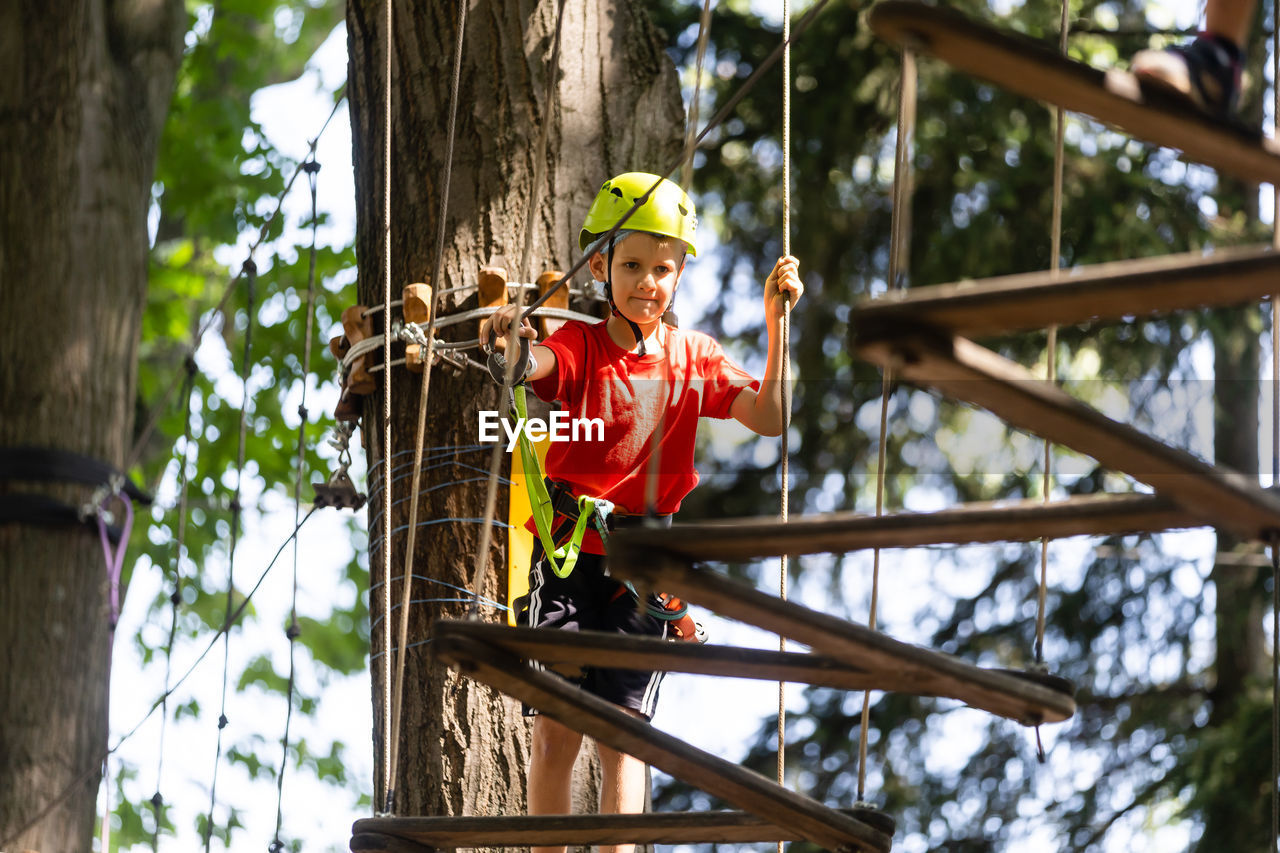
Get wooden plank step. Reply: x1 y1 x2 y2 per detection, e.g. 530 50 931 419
608 492 1198 563
432 634 894 853
852 245 1280 339
868 0 1280 186
606 552 1076 726
352 809 895 850
853 326 1280 542
433 620 1073 711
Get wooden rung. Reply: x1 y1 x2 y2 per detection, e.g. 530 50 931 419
609 492 1199 563
434 620 880 688
432 621 1072 711
606 553 1076 726
852 245 1280 338
868 0 1280 186
351 832 434 853
433 634 893 853
352 808 895 850
855 327 1280 541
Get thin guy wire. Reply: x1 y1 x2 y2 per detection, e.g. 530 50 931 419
385 0 472 809
151 363 198 852
125 90 346 474
859 47 914 803
513 0 831 328
777 0 792 836
1 510 316 850
641 0 715 520
680 0 714 192
1272 0 1279 841
273 157 322 850
378 0 394 813
466 0 566 615
1037 0 1069 670
204 260 256 852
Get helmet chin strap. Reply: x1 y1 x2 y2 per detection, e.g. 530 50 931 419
605 238 649 357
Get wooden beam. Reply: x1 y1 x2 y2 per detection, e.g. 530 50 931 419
432 634 893 853
868 0 1280 186
351 833 436 853
607 492 1199 563
434 620 882 687
352 809 895 849
851 245 1280 338
432 620 1076 709
855 328 1280 541
607 552 1076 726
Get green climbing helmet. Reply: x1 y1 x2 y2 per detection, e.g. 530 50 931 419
579 172 698 257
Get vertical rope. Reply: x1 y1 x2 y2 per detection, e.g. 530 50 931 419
152 361 198 851
467 0 562 612
386 0 470 810
204 259 256 852
378 0 395 814
858 47 915 803
776 0 792 832
1036 0 1069 673
273 157 322 851
681 0 714 193
1271 0 1279 841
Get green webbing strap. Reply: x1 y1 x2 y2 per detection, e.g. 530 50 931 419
513 385 611 578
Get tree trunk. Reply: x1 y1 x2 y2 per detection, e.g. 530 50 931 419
0 0 183 849
345 0 683 825
1199 313 1268 851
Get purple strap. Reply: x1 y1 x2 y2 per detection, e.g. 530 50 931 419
95 491 134 633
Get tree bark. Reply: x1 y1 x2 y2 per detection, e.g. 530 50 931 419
0 0 183 849
345 0 682 828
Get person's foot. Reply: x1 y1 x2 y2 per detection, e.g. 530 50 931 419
1131 33 1243 118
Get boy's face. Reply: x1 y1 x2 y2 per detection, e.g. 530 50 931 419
589 232 686 326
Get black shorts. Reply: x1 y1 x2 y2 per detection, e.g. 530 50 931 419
518 542 668 719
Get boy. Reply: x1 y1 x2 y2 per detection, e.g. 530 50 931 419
481 171 803 853
1131 0 1256 118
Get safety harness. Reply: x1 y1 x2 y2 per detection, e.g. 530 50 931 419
498 367 703 641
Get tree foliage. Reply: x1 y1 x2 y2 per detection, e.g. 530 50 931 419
104 0 369 848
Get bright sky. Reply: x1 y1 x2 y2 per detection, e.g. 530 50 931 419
101 3 1280 851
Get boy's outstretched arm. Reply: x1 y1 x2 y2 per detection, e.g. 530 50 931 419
731 255 805 437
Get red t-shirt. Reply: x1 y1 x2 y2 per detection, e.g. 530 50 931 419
527 319 758 553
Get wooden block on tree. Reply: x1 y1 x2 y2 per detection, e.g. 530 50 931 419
536 269 567 338
478 265 508 342
341 305 376 394
402 282 432 373
868 0 1280 185
334 389 362 422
